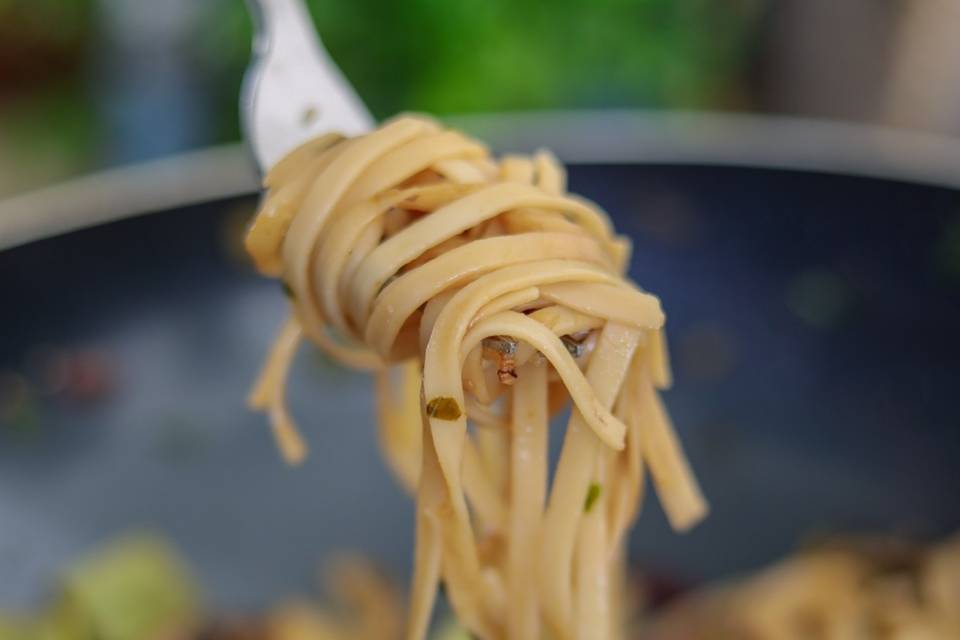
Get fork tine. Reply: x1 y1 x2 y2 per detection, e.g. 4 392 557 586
242 0 373 172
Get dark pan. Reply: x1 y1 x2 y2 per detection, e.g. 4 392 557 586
1 164 958 608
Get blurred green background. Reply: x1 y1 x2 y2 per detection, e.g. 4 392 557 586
1 0 958 195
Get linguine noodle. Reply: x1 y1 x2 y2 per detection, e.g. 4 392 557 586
245 114 707 640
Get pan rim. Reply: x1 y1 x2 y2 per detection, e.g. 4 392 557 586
2 109 960 251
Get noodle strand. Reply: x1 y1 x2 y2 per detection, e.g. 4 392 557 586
244 115 707 639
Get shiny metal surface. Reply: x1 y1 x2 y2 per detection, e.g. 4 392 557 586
241 0 372 172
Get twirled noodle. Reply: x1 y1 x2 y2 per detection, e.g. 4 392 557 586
245 114 708 640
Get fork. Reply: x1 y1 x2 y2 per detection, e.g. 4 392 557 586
241 0 374 173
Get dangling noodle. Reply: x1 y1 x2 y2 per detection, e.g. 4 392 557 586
245 114 708 640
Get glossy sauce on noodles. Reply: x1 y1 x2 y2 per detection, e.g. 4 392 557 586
245 114 707 640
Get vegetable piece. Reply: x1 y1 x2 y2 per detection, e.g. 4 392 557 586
583 482 602 513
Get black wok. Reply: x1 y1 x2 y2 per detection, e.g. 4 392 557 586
1 162 958 609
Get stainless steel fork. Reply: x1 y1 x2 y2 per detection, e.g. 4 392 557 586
241 0 374 172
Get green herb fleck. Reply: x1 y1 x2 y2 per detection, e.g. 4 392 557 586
281 281 295 298
562 212 578 222
426 396 462 420
583 482 602 513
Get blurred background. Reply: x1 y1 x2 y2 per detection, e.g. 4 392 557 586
2 0 960 637
4 0 960 196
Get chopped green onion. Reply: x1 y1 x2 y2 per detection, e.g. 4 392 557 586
583 482 602 513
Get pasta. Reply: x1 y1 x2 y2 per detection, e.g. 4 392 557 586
245 114 708 639
648 533 960 640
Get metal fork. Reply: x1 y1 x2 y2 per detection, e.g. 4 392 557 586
242 0 374 172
